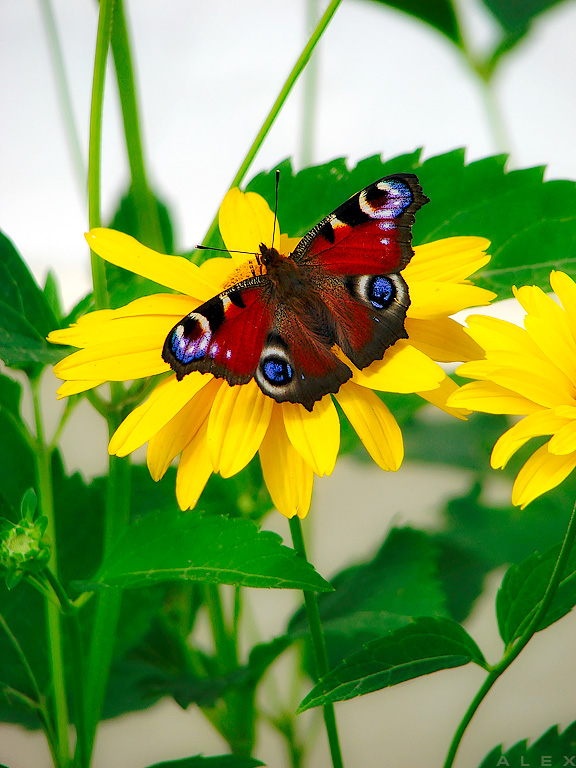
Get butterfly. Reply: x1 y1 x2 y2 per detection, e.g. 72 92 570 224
162 174 429 411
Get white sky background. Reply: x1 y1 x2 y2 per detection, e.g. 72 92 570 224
1 0 576 311
2 2 576 767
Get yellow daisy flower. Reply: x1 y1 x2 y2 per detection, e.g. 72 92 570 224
48 188 493 518
449 271 576 508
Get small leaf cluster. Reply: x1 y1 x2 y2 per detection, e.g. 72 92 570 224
0 490 49 590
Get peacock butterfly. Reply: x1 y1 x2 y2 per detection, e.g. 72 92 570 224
162 173 429 411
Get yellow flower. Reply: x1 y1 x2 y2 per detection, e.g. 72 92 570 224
49 188 494 518
449 271 576 508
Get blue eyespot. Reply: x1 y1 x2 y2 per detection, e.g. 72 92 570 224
368 276 394 309
263 357 293 385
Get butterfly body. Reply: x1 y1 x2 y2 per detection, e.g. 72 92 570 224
163 174 429 411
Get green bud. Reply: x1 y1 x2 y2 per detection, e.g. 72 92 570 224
0 489 50 589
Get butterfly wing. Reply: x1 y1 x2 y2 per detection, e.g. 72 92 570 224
292 173 428 370
163 276 351 411
162 280 273 384
163 173 428 411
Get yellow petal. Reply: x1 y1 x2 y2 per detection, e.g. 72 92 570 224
464 314 539 357
524 312 576 383
417 376 470 420
109 373 211 457
175 419 213 510
207 379 273 477
404 237 491 283
513 283 554 318
55 379 105 398
51 316 183 356
408 282 496 319
259 407 313 519
405 317 485 363
548 420 576 456
351 341 445 393
147 378 222 480
458 349 574 409
512 443 576 508
86 228 220 300
48 294 197 349
53 341 169 381
491 410 570 469
218 189 278 262
282 397 340 477
448 381 542 415
551 271 576 332
335 382 403 470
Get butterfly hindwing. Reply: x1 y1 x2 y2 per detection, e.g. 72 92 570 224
256 319 352 411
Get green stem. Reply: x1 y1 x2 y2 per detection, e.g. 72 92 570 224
88 0 116 306
204 584 237 670
444 501 576 768
450 1 510 155
43 570 89 768
83 440 131 764
0 613 59 764
204 584 255 755
38 0 86 193
84 2 133 761
110 0 165 252
289 517 344 768
476 70 511 155
202 0 343 248
32 376 72 768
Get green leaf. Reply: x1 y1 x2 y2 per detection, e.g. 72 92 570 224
0 230 57 338
289 527 447 663
360 0 461 46
140 636 291 710
298 616 486 711
443 479 575 573
43 271 63 324
248 153 576 300
78 509 332 592
144 756 264 768
61 292 94 327
415 153 576 297
481 0 566 36
479 721 576 768
0 377 35 522
496 540 576 645
0 300 65 367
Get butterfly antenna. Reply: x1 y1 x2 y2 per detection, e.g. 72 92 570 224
271 169 280 249
196 244 258 257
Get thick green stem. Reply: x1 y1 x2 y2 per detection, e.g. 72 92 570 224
204 584 255 755
202 0 343 248
444 501 576 768
88 0 116 305
110 0 165 252
289 517 344 768
83 437 131 764
43 570 89 768
84 1 133 762
32 376 71 768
